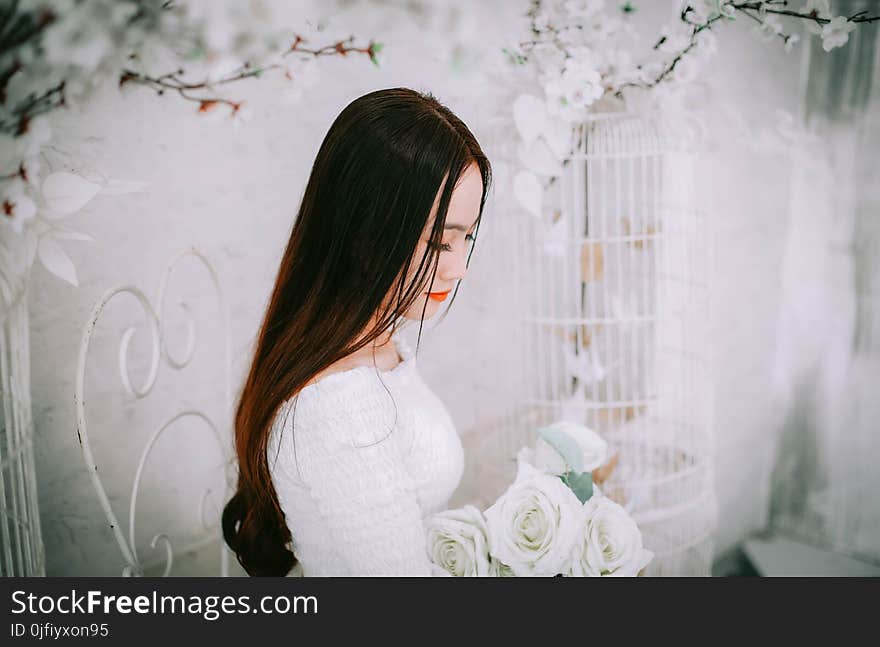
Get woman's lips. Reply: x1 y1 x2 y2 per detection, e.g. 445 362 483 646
428 290 451 302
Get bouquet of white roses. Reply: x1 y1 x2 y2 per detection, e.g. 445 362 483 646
426 421 653 577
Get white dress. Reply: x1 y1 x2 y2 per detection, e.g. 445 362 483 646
266 333 464 576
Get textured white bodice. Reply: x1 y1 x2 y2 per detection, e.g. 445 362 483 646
266 334 464 576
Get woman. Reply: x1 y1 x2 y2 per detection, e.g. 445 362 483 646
222 87 492 576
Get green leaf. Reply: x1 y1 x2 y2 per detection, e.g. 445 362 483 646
536 426 583 473
187 44 205 60
561 471 594 504
501 47 527 65
369 42 385 67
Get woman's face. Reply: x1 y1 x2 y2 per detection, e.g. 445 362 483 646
399 161 483 320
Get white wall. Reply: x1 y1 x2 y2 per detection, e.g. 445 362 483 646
25 0 840 574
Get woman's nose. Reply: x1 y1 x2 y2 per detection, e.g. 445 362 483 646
441 249 469 282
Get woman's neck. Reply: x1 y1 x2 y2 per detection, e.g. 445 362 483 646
306 322 402 386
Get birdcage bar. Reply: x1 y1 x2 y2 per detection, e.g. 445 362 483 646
0 278 45 576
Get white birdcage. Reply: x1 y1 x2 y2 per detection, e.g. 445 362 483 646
470 110 718 576
0 247 46 576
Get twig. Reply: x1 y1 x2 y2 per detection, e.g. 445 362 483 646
119 35 379 109
630 2 880 91
739 7 790 45
733 1 880 24
0 81 65 135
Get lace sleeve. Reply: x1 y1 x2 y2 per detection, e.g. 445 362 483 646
279 394 434 576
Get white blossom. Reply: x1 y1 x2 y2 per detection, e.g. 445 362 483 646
802 0 832 35
1 180 37 235
658 22 693 54
532 5 556 32
582 13 623 42
636 59 667 85
820 16 856 52
693 28 719 58
753 15 784 43
41 0 127 71
544 57 605 122
203 52 245 84
684 3 712 26
530 42 567 82
683 0 736 26
278 56 322 104
231 102 254 129
16 116 52 159
563 0 606 21
598 47 639 89
24 156 41 185
567 45 597 65
558 25 589 48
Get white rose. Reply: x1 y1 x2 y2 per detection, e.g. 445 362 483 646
489 558 516 577
533 420 608 475
425 505 492 577
569 495 653 577
485 460 584 576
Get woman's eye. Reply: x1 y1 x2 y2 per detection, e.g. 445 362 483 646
431 234 475 253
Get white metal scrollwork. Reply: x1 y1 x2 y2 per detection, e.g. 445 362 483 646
75 246 232 576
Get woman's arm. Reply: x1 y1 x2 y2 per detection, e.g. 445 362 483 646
284 408 433 576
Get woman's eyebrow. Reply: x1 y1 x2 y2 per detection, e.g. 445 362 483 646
444 217 480 232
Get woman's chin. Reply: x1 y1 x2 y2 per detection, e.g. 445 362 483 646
401 296 442 320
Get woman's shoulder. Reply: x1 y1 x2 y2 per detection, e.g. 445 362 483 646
290 333 414 423
270 371 402 453
268 379 406 486
305 332 409 385
267 333 417 469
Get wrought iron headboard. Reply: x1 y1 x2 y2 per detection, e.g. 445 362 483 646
74 246 233 576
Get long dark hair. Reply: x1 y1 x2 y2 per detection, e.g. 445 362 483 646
221 88 492 576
